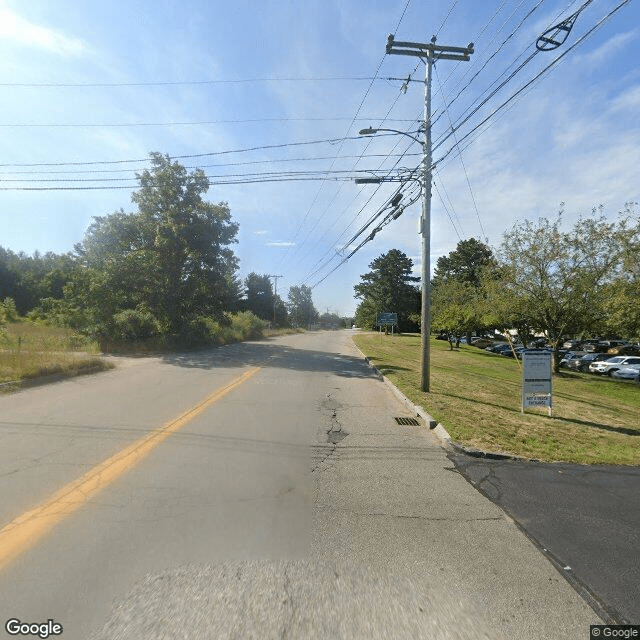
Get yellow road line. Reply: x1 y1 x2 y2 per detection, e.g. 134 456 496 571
0 366 261 571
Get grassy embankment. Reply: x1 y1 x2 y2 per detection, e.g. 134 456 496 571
353 332 640 465
0 320 113 389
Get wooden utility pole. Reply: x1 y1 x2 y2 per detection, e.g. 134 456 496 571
385 35 473 392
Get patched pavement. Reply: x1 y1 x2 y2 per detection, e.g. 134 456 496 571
448 453 640 623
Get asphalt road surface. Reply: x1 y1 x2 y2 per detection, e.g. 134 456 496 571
449 454 640 624
0 331 600 639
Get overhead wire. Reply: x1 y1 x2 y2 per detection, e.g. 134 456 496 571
306 0 631 285
433 65 486 239
433 0 633 168
275 0 416 271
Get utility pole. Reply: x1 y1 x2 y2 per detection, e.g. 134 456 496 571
267 274 283 324
385 35 473 392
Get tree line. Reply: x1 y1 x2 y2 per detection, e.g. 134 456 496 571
1 153 321 347
354 203 640 369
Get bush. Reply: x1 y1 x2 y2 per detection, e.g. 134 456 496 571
111 308 161 342
1 298 18 323
226 311 266 341
183 316 222 345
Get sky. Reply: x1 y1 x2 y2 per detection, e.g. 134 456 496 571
0 0 638 317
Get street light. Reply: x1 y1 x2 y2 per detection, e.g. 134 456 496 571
357 124 433 392
358 127 423 145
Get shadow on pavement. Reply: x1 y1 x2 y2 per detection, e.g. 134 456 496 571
160 340 380 380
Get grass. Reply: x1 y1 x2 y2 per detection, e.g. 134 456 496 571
353 332 640 466
0 320 113 389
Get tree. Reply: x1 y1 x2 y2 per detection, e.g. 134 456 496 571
72 152 240 338
242 273 289 326
431 239 496 344
354 249 420 331
0 247 77 315
287 285 318 327
493 206 640 370
432 237 496 289
432 280 481 349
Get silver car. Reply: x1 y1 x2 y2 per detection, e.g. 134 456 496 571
610 364 640 382
589 356 640 376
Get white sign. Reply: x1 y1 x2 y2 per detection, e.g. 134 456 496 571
522 351 553 415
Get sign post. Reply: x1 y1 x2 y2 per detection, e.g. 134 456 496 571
376 313 398 338
522 351 553 416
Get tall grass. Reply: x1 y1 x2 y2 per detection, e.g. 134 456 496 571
0 321 109 386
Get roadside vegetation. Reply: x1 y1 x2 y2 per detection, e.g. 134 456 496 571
353 332 640 466
1 154 346 364
0 318 112 389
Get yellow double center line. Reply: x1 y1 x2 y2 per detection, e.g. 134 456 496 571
0 366 261 571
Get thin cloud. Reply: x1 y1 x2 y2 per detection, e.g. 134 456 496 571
572 29 639 68
0 8 86 56
266 241 296 247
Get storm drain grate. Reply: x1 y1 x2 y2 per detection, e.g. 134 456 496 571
394 417 420 426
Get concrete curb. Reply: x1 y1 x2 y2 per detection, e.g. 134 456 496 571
355 346 527 462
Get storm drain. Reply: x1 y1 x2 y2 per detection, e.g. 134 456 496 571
394 417 420 426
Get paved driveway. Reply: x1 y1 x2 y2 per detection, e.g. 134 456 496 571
448 453 640 623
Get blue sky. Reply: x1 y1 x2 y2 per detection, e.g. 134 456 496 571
0 0 638 316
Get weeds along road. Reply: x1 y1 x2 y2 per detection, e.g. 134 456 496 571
0 331 598 640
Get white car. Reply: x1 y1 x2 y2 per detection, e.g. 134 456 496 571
610 364 640 382
589 356 640 376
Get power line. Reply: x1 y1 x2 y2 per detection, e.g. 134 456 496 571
434 0 634 167
274 0 416 270
0 152 423 175
0 135 394 167
0 76 378 88
0 116 418 129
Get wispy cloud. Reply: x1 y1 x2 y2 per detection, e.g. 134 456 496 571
266 241 296 247
572 28 639 68
610 85 640 113
0 8 86 56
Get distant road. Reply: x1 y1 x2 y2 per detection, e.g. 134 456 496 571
0 331 598 639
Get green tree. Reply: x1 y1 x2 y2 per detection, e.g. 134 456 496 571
354 249 420 331
244 273 274 320
431 239 496 344
0 247 77 315
494 206 640 369
72 152 240 338
432 237 496 289
432 280 480 349
287 285 318 327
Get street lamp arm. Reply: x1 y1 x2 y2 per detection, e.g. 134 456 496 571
358 127 423 145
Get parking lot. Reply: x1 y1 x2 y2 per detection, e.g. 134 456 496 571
460 336 640 384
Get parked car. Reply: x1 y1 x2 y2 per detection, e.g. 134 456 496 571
574 353 610 372
589 356 640 376
578 340 601 352
559 352 583 368
470 337 494 349
610 364 640 382
607 344 640 356
485 343 511 353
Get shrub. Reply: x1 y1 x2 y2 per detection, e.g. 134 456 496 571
183 315 222 345
1 298 18 323
226 311 266 341
111 308 161 342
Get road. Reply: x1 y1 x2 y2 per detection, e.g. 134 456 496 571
0 331 599 639
449 454 640 624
